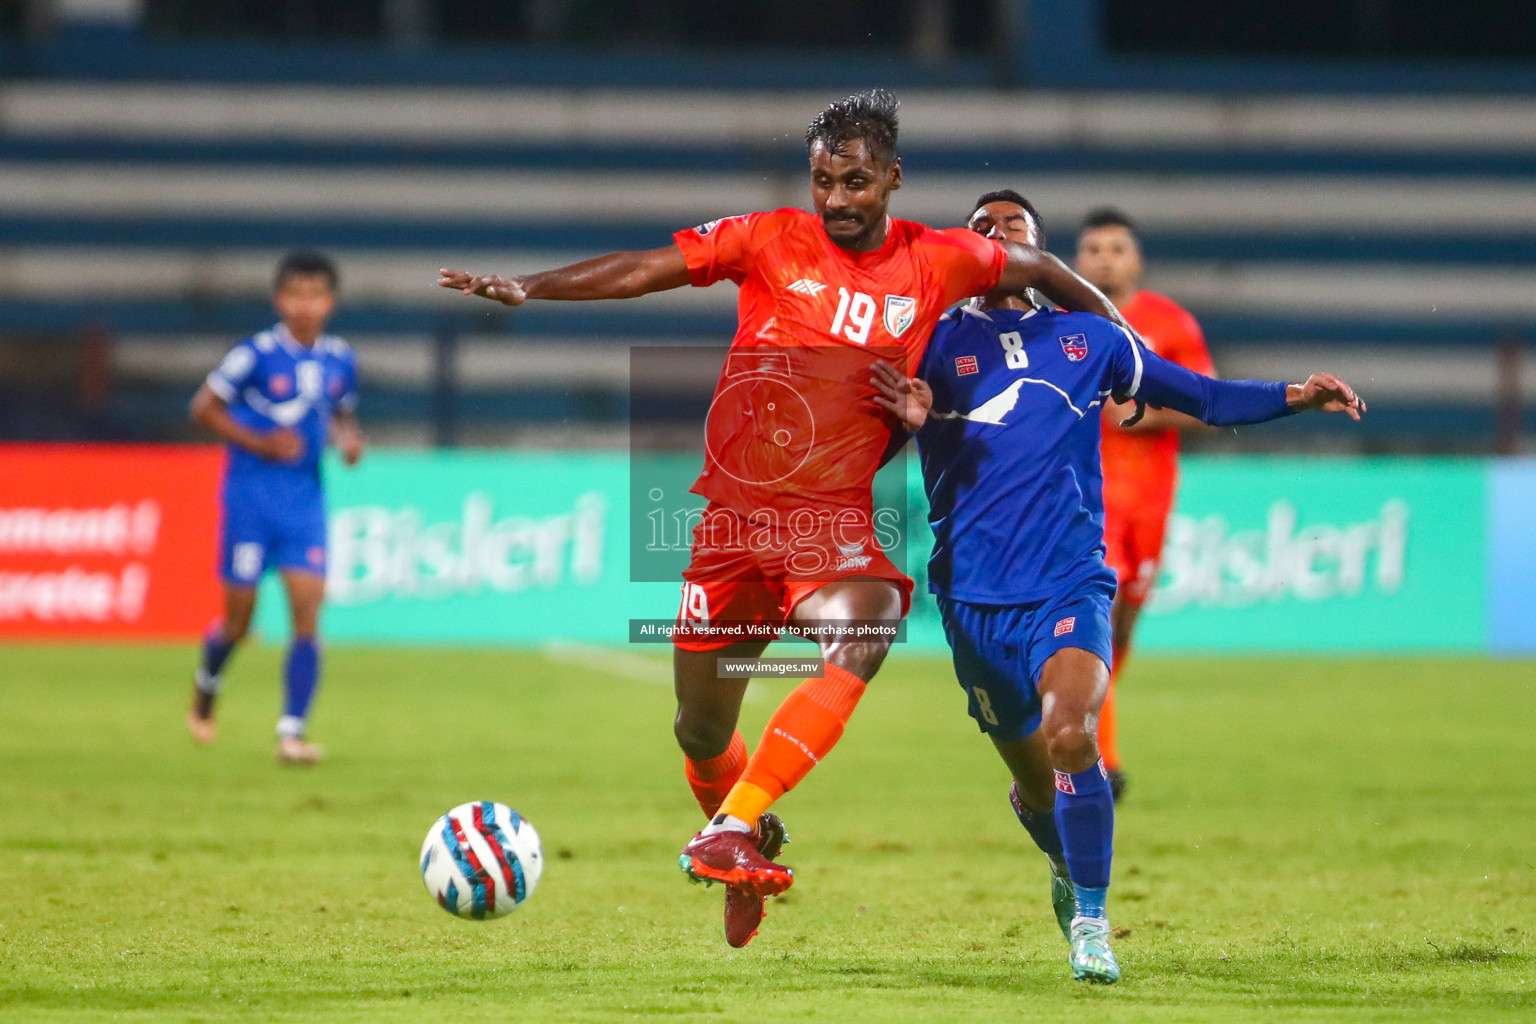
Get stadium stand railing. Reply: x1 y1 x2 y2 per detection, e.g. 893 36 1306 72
0 87 1530 452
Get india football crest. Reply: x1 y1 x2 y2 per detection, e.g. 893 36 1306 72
883 295 916 338
1059 333 1088 362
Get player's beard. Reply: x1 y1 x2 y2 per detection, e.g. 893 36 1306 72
822 209 874 249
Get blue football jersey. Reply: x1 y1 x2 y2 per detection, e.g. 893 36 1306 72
205 323 358 505
915 303 1292 604
916 305 1137 603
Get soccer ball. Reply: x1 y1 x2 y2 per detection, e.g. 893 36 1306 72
420 801 543 919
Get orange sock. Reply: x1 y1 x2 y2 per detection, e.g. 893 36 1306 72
1098 682 1120 772
1099 642 1126 771
716 664 868 825
684 730 747 818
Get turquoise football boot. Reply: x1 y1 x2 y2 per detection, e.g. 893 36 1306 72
1069 916 1121 984
1050 870 1075 942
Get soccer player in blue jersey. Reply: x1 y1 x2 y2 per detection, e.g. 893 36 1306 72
186 251 364 765
872 190 1363 983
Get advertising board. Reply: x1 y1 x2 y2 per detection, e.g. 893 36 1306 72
0 445 223 639
247 452 1498 654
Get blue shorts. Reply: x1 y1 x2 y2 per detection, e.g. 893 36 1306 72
936 574 1116 742
220 497 327 587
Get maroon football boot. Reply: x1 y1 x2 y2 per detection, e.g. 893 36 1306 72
724 813 788 947
679 822 794 897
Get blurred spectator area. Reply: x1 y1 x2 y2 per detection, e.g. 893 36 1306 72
2 0 1535 443
17 1 1531 62
138 0 972 51
0 83 1530 453
1103 1 1536 60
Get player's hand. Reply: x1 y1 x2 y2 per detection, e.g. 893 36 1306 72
437 268 526 306
337 427 365 467
252 428 304 462
870 359 933 432
1287 373 1367 420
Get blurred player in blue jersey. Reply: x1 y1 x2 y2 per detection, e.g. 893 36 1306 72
186 251 364 765
872 191 1363 983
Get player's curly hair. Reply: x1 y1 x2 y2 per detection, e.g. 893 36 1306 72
972 189 1046 248
805 89 900 166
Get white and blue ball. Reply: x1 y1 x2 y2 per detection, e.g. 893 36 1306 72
420 801 542 920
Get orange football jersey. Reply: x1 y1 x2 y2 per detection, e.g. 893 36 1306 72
674 208 1006 517
1099 289 1213 513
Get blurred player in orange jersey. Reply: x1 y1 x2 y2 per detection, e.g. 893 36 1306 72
1075 208 1214 801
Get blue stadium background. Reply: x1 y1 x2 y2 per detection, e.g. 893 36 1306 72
2 0 1532 457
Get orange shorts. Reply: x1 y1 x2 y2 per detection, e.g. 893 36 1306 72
672 502 914 652
1102 500 1172 607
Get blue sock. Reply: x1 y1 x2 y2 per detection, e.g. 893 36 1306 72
1074 883 1108 921
282 636 321 730
1009 781 1067 871
198 625 238 690
1053 761 1114 917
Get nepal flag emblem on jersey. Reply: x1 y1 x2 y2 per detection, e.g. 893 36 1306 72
883 295 916 337
1059 334 1088 362
270 374 292 397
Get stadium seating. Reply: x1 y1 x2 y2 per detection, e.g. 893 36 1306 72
0 85 1530 450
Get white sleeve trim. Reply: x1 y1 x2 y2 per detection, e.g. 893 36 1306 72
1118 324 1144 397
320 334 352 356
205 373 237 400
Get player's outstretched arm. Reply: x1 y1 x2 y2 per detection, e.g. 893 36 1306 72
437 245 692 306
1130 350 1366 427
996 243 1132 334
190 385 304 462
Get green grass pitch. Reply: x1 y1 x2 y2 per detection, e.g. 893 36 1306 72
1 643 1531 1022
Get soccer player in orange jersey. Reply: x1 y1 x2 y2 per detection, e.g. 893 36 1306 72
438 90 1131 947
1075 208 1215 801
